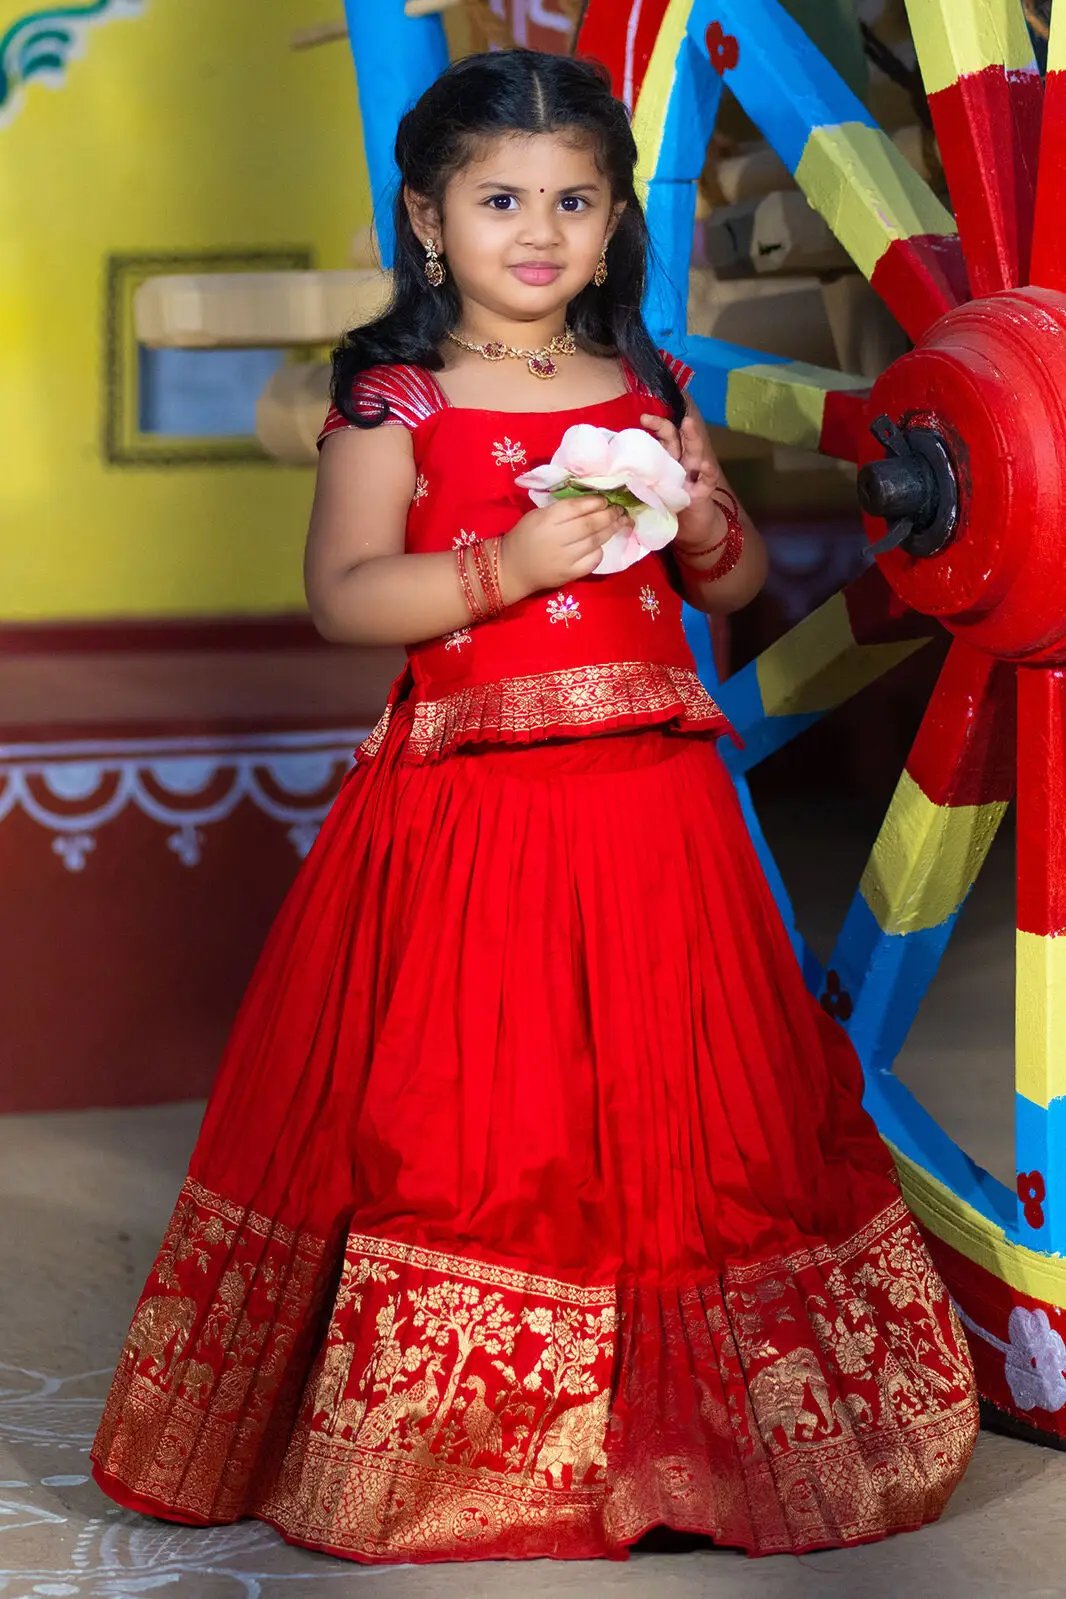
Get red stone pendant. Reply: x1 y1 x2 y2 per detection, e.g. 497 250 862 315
483 342 507 362
528 354 557 379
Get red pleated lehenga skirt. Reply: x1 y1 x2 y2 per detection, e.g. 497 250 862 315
91 706 978 1562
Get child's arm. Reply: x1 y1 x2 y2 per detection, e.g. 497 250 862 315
640 400 768 616
305 424 626 647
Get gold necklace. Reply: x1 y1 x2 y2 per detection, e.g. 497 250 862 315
446 325 577 380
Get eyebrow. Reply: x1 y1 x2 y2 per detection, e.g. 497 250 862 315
472 180 602 193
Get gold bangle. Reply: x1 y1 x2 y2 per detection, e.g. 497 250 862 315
456 543 487 622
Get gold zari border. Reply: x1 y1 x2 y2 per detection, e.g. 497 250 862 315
358 662 728 762
93 1179 978 1562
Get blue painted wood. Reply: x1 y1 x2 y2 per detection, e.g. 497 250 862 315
681 0 877 177
683 334 790 433
830 894 966 1078
643 180 701 346
1015 1093 1063 1253
342 0 448 267
864 1072 1016 1234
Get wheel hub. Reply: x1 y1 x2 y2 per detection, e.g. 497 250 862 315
859 286 1066 664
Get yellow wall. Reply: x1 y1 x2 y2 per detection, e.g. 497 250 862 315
0 1 367 621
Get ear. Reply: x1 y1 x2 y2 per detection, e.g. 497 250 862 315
404 186 442 249
605 201 627 246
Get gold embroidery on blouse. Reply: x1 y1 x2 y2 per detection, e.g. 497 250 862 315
401 662 728 760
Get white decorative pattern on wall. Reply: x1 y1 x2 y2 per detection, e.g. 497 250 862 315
0 730 368 871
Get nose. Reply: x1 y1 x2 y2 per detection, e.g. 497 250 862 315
517 201 564 249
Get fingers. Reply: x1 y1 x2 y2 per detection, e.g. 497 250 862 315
640 413 682 460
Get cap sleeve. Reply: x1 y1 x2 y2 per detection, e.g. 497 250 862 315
316 364 447 449
657 347 695 393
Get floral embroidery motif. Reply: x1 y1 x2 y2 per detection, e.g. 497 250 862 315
639 585 660 619
452 529 479 550
546 593 582 628
413 473 429 503
492 437 527 467
445 628 472 652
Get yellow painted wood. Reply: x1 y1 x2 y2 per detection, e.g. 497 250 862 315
632 0 693 180
1048 1 1066 76
892 1143 1066 1308
860 771 1007 935
905 0 1037 99
795 121 957 281
755 590 928 717
725 359 867 450
1016 930 1066 1110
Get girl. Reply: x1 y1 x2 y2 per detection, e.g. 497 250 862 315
92 48 978 1564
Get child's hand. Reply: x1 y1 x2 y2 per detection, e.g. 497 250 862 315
640 412 725 549
503 497 630 599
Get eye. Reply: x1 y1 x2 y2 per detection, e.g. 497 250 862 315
560 195 591 212
485 194 518 212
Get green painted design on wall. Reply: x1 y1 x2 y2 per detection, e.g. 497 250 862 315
0 0 141 126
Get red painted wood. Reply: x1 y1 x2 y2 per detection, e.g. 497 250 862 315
903 642 1015 808
576 0 671 104
921 1225 1066 1441
861 288 1066 663
1016 667 1066 938
841 565 937 647
926 66 1042 296
817 387 870 463
1031 70 1066 290
869 232 971 342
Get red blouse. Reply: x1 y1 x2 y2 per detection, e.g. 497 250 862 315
318 352 731 762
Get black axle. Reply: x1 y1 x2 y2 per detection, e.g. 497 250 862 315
857 414 959 559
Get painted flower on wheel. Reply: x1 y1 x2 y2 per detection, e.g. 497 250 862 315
706 21 740 75
515 423 691 575
1004 1306 1066 1412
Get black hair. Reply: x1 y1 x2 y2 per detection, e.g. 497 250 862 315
330 48 686 427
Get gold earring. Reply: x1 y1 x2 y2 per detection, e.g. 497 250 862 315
593 248 608 288
424 238 445 288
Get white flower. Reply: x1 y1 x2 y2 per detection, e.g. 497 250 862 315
639 585 660 618
1005 1306 1066 1412
452 529 479 549
546 593 581 627
444 628 472 651
515 422 691 576
413 473 429 502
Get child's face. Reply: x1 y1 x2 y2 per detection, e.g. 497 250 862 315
412 131 622 325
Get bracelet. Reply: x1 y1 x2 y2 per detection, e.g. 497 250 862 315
674 487 745 584
456 543 488 622
471 536 505 618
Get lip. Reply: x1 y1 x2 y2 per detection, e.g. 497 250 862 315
509 263 563 285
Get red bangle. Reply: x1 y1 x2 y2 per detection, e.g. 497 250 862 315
674 488 745 584
471 537 505 618
456 544 487 622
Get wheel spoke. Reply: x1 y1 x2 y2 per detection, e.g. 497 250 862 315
685 334 869 461
905 0 1042 295
825 642 1014 1085
714 565 938 773
1014 667 1066 1250
1030 4 1066 289
648 0 968 339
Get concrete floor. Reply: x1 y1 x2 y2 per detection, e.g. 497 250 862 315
2 796 1063 1598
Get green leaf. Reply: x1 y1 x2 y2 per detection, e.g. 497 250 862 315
551 484 643 511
